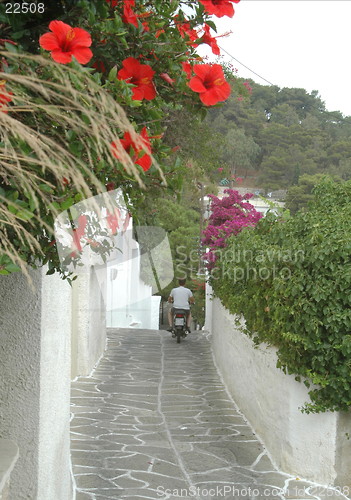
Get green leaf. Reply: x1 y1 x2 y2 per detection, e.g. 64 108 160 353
66 130 77 141
69 141 83 157
39 184 53 193
5 263 21 273
11 30 26 40
29 195 37 212
4 42 18 53
206 20 217 33
108 66 117 82
17 210 34 221
61 198 74 211
88 9 96 25
81 114 91 125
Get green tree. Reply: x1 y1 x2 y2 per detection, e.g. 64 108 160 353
285 173 327 215
222 128 260 186
269 103 300 127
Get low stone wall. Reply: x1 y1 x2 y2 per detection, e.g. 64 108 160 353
207 289 351 488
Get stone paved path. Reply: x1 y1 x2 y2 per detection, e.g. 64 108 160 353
70 329 349 500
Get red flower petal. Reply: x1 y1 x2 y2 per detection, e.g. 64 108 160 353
138 63 155 81
139 126 151 152
50 49 73 64
106 0 118 6
118 56 139 76
106 208 120 234
71 214 87 254
138 82 156 100
199 81 231 105
39 32 60 51
68 27 92 49
136 153 152 172
122 2 138 28
182 62 192 79
198 0 239 18
47 20 72 45
92 60 106 73
70 47 93 65
188 76 207 93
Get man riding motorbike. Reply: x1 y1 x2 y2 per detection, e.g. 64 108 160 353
167 278 194 334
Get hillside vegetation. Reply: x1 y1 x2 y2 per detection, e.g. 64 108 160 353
206 81 351 213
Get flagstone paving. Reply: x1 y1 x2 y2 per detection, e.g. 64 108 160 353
71 329 349 500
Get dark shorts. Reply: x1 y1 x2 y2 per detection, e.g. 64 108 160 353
171 308 190 317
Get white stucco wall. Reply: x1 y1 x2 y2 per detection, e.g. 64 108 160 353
207 288 351 487
0 267 72 500
0 439 19 500
108 295 160 330
106 220 161 330
37 268 72 500
71 266 107 378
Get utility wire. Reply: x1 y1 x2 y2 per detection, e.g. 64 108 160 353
217 44 351 123
218 45 276 88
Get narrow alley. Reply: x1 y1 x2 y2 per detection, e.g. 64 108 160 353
70 329 345 500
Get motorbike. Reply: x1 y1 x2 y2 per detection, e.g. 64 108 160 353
172 308 189 343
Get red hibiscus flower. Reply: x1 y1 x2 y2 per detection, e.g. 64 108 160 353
118 57 156 101
195 24 220 55
0 81 13 113
198 0 240 18
182 62 192 79
111 126 152 172
39 20 93 65
71 215 87 257
122 2 138 28
106 207 120 234
122 213 131 233
106 0 135 7
175 15 199 42
189 64 231 106
155 29 165 38
92 60 106 73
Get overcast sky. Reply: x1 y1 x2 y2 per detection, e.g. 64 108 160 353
198 1 351 117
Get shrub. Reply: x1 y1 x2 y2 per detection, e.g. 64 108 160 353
210 178 351 413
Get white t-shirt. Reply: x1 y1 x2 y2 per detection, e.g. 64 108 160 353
170 286 193 310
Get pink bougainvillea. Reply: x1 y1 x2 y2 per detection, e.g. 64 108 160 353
202 189 262 269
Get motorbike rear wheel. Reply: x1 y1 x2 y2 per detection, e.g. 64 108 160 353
176 328 181 343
